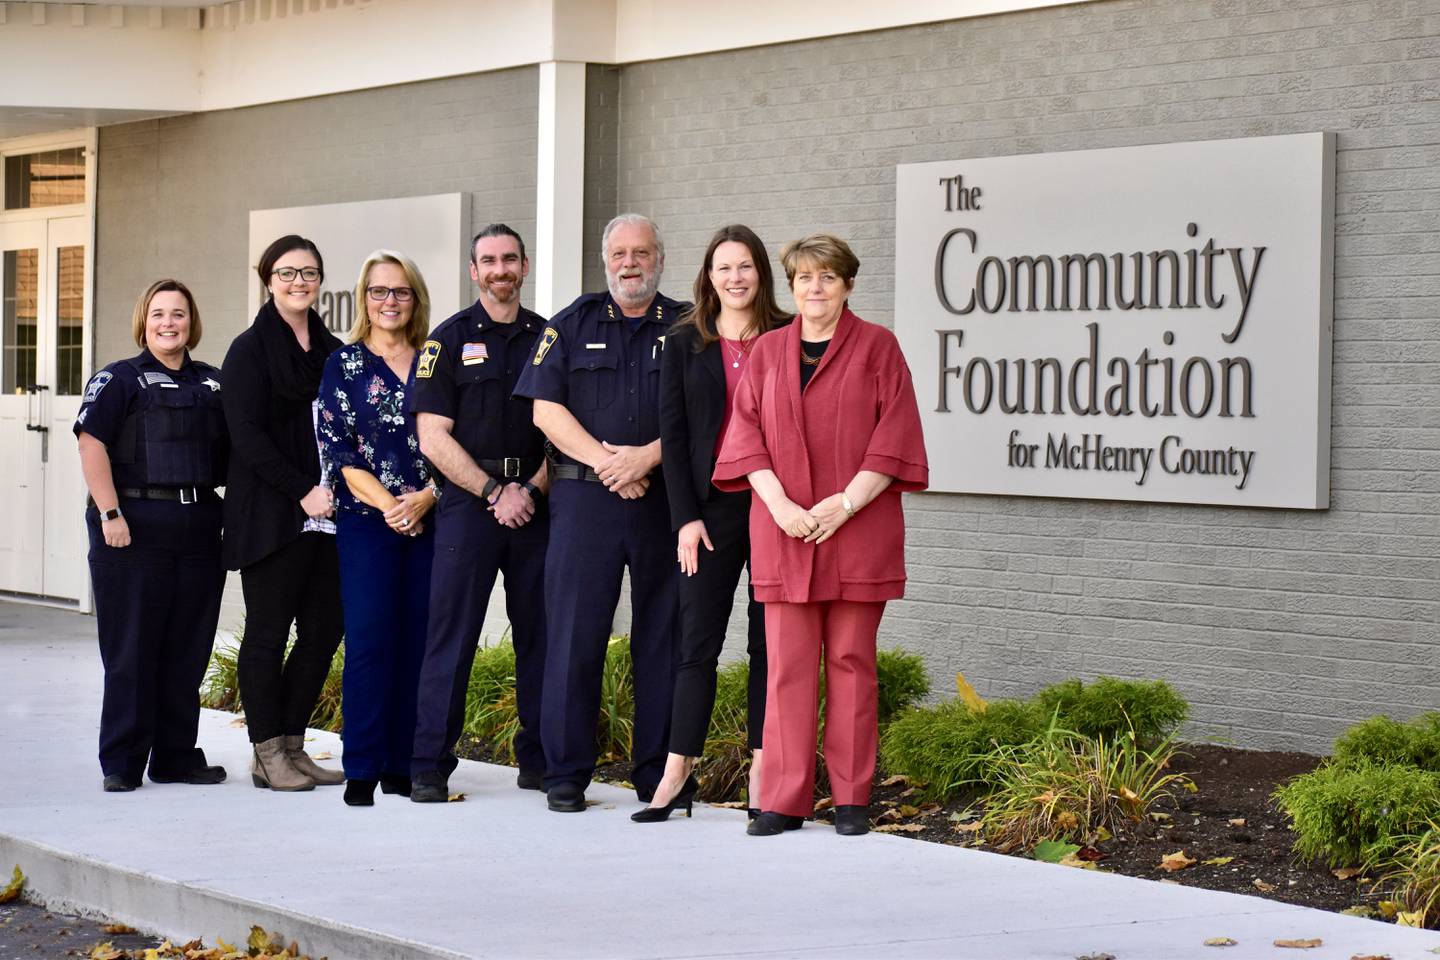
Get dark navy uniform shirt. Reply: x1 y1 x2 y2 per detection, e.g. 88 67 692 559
411 300 547 491
74 348 227 489
513 291 689 458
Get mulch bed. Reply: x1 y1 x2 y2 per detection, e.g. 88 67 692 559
458 736 1380 918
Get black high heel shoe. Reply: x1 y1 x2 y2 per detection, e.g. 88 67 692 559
344 779 377 806
630 775 699 823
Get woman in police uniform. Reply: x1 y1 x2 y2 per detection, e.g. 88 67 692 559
76 279 229 793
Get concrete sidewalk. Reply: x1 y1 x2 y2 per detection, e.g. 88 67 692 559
2 601 1438 960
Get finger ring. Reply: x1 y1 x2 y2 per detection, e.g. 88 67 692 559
400 518 411 527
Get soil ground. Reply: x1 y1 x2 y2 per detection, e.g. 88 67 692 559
0 899 161 960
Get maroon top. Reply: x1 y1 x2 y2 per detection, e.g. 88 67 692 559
714 337 750 460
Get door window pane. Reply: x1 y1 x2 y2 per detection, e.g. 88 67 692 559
4 148 86 210
56 246 84 396
3 249 39 394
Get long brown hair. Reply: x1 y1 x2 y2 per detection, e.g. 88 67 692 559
680 224 789 350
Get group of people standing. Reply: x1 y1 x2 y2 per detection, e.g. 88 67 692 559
76 213 928 838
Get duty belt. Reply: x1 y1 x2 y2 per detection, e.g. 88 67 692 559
115 487 204 504
478 457 542 479
549 462 603 483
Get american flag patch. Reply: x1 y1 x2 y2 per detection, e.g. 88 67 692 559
140 371 179 388
462 342 488 365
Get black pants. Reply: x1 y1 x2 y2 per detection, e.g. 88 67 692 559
670 488 767 757
237 531 344 743
88 496 225 781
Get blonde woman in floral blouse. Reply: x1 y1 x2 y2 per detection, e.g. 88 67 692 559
318 250 438 807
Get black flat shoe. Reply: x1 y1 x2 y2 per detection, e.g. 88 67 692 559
150 764 227 785
516 768 544 791
747 812 803 836
102 774 139 793
748 807 761 821
344 779 377 806
410 772 448 803
834 804 870 836
630 775 699 823
379 775 412 797
547 782 586 813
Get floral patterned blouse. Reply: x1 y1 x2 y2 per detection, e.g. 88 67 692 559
317 342 431 518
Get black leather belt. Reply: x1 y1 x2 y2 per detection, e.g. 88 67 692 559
116 487 204 504
478 457 542 479
550 463 603 483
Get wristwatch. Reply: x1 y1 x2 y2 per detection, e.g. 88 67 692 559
841 493 856 517
99 506 123 522
520 481 542 500
481 477 501 503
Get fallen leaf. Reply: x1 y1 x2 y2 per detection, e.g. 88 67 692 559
1332 866 1363 880
1150 811 1172 822
309 751 333 761
948 808 977 822
1055 810 1079 831
1093 826 1113 842
897 804 921 818
1159 850 1196 872
1377 901 1400 920
1397 911 1424 928
896 786 919 800
1252 878 1277 893
1203 856 1235 866
447 792 466 802
1349 954 1392 959
1227 818 1246 827
917 802 942 816
1075 846 1108 862
707 801 746 809
102 923 137 935
1059 853 1097 870
955 671 987 712
1033 839 1081 863
227 716 247 727
873 823 923 833
1274 939 1322 949
1204 937 1238 947
1119 786 1140 803
813 797 834 813
0 866 24 904
1075 953 1115 960
1339 905 1377 919
878 774 908 788
88 944 120 960
953 820 984 834
874 808 902 826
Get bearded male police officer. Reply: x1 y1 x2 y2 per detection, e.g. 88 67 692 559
408 224 550 802
514 212 687 812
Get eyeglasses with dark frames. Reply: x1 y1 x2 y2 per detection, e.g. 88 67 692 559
366 286 415 302
273 267 322 283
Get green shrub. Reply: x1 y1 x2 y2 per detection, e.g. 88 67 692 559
698 661 753 801
1274 761 1440 866
202 635 344 733
1378 822 1440 929
1334 713 1440 774
1035 676 1189 743
880 699 1046 800
876 649 930 726
462 640 521 760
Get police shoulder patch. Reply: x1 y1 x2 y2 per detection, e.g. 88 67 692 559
532 327 559 366
417 340 442 378
82 371 112 403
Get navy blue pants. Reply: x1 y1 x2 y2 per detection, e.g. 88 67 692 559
87 495 225 782
542 478 677 796
412 493 548 779
336 511 433 781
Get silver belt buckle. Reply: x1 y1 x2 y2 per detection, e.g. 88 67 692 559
179 487 197 504
503 457 521 478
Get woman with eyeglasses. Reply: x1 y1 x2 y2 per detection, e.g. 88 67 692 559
221 235 345 792
317 251 438 806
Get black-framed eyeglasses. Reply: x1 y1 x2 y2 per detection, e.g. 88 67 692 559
366 285 415 302
273 267 321 282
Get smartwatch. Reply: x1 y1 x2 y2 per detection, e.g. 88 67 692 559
99 506 123 522
521 480 542 501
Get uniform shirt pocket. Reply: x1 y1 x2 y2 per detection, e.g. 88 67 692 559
568 351 619 410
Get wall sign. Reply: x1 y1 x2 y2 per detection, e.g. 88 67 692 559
894 133 1335 509
248 193 469 335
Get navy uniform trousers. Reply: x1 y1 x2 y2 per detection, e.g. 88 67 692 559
542 477 677 796
412 493 549 778
87 495 225 782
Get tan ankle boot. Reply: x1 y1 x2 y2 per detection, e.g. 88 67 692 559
252 736 315 791
284 734 345 786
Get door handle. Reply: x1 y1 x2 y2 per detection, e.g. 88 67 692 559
25 385 49 435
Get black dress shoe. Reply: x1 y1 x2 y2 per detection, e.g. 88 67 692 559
344 779 377 806
630 775 699 823
150 765 227 785
516 768 544 791
410 772 448 803
747 812 804 836
379 775 412 797
834 805 870 836
102 774 140 793
547 782 586 813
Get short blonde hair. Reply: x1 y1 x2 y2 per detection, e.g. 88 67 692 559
350 250 431 349
131 279 202 349
779 233 860 287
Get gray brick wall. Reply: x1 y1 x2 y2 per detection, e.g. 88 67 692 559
611 0 1440 752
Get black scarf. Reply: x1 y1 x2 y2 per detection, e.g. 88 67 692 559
254 298 337 402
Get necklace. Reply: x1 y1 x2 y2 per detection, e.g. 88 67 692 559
723 337 746 369
800 343 824 366
367 339 412 362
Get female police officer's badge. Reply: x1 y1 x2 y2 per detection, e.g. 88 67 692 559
82 370 112 403
532 327 559 366
417 340 442 378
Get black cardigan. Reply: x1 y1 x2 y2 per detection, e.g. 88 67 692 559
659 321 788 532
220 309 342 570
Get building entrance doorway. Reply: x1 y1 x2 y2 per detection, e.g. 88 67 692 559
0 214 89 603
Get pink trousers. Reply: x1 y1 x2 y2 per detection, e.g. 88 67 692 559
758 599 886 817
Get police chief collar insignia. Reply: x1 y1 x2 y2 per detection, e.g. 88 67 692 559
83 371 112 403
532 327 559 366
417 340 442 378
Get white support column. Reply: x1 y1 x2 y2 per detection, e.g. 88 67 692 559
534 60 585 318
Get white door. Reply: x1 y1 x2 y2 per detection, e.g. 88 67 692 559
0 215 89 602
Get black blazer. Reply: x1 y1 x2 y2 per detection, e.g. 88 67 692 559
220 312 341 570
659 320 787 532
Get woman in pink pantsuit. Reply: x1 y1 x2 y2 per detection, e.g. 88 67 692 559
713 233 928 837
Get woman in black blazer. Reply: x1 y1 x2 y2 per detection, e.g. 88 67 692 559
222 234 345 792
635 224 790 822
